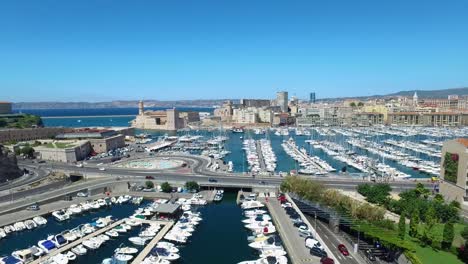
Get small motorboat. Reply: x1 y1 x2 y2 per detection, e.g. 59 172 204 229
66 251 76 261
3 225 16 234
150 248 180 261
115 247 138 255
259 249 288 258
82 237 102 250
97 234 110 242
156 242 179 253
51 253 69 264
139 230 156 238
105 230 119 238
62 230 78 242
38 239 56 253
238 256 288 264
141 256 170 264
33 216 47 226
49 234 68 248
115 254 133 262
13 222 26 232
0 228 6 238
24 220 37 230
71 244 88 256
12 249 34 263
0 256 22 264
128 237 148 246
29 246 44 257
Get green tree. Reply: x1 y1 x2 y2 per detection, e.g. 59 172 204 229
425 206 437 228
21 146 35 158
415 183 430 199
145 181 154 189
434 194 444 203
350 102 356 107
442 221 455 250
185 181 200 192
409 210 420 237
461 225 468 241
399 212 406 240
160 182 172 193
357 102 364 107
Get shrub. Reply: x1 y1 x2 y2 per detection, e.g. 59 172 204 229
185 181 200 192
145 181 154 189
160 182 172 193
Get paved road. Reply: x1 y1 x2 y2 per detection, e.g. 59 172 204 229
305 215 363 264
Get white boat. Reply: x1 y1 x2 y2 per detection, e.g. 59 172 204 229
128 236 148 246
238 256 288 264
0 228 6 238
29 245 44 257
244 209 268 217
71 245 87 255
259 249 287 258
51 253 69 264
242 214 272 224
82 237 103 249
4 225 16 234
113 225 127 233
68 204 82 215
62 230 78 242
151 248 180 261
141 256 170 264
241 201 265 210
12 249 34 263
115 247 139 254
115 254 133 262
65 251 76 261
49 234 68 248
249 236 283 251
139 230 156 238
24 220 37 230
13 221 26 231
156 242 179 253
52 210 70 222
105 230 119 238
97 234 110 242
33 216 47 225
163 232 187 243
125 219 141 227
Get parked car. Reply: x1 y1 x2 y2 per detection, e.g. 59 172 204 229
337 244 349 256
76 192 88 197
208 178 217 183
320 257 334 264
365 249 376 261
145 176 155 179
305 237 324 250
310 247 327 258
98 167 106 171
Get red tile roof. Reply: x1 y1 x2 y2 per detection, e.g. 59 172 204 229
456 138 468 148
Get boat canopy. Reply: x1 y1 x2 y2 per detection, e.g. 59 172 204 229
41 240 56 250
1 256 22 264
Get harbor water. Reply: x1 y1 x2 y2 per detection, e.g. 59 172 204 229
0 192 258 263
22 108 456 178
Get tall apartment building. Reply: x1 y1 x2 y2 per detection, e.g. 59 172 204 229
276 91 288 113
309 92 316 104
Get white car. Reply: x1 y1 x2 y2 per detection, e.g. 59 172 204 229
99 167 106 171
76 192 88 197
76 164 83 168
305 237 324 250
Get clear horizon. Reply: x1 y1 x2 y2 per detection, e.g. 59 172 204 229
2 0 468 102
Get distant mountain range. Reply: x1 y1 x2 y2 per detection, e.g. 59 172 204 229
13 99 235 110
11 87 468 109
321 87 468 101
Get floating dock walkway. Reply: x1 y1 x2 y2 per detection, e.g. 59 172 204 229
131 220 174 263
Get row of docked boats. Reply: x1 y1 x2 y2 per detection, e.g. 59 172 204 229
238 199 288 264
243 137 277 174
52 195 138 222
282 138 335 175
0 216 47 239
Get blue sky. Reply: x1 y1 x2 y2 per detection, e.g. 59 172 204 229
1 0 468 102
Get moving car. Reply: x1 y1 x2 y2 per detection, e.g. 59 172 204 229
337 244 349 256
208 178 217 183
76 192 88 197
320 257 334 264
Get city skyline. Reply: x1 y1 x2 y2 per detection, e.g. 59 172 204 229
2 0 468 102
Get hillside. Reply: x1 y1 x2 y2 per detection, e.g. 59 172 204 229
320 87 468 101
13 99 235 110
0 146 22 183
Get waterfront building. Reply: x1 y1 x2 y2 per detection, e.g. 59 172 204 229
131 101 195 130
232 107 258 124
439 138 468 206
0 127 70 143
55 129 126 153
387 111 468 126
213 100 234 122
34 140 92 162
239 99 271 108
352 112 385 126
276 91 288 112
0 102 12 114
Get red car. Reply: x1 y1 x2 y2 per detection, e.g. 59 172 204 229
337 244 349 256
320 257 334 264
